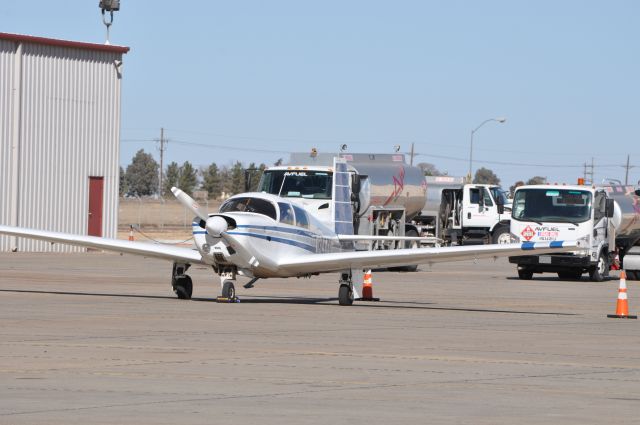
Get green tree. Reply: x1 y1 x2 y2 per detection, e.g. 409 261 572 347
229 161 245 195
119 166 127 196
178 161 198 195
526 176 547 185
509 180 525 195
417 162 443 176
473 167 501 185
125 149 159 196
219 166 231 197
201 163 222 199
163 161 180 196
246 162 266 192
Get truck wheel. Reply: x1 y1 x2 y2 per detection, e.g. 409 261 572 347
518 269 533 280
589 253 609 282
625 270 637 280
492 226 511 244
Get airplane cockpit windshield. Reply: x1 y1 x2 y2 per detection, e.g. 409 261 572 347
220 197 277 220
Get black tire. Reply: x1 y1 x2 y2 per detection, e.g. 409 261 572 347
518 269 533 280
492 226 511 244
557 271 582 280
338 284 354 306
390 229 419 272
174 275 193 299
589 253 609 282
625 270 637 280
222 280 236 299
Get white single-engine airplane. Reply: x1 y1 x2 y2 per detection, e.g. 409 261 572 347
0 159 579 305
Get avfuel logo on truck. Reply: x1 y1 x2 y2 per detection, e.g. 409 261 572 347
521 225 560 241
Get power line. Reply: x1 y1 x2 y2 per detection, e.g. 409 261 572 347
121 137 638 170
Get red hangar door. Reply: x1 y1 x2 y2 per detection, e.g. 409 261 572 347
88 176 104 237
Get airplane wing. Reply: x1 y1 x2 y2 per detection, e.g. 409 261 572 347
0 225 207 264
337 235 437 241
277 241 578 275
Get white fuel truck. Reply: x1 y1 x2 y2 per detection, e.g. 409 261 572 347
412 176 512 245
509 183 640 281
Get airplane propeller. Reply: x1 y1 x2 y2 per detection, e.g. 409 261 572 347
171 187 228 237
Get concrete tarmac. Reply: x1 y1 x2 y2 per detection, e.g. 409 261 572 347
1 252 639 424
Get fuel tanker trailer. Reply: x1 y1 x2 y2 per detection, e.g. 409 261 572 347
509 182 640 281
258 152 427 258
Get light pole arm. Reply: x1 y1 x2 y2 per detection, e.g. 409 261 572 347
468 118 506 183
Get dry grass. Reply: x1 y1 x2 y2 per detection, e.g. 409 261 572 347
117 198 222 241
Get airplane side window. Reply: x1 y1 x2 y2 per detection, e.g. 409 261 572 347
292 205 310 229
278 203 295 225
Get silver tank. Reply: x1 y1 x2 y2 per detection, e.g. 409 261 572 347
606 185 640 244
347 161 426 219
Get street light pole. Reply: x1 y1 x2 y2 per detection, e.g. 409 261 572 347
468 117 506 182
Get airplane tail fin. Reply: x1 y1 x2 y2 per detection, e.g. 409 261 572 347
332 157 354 236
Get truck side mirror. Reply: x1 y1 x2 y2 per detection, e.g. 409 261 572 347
351 174 360 195
605 198 615 218
496 196 505 215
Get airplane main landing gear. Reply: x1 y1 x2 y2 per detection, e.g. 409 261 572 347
338 272 354 306
172 263 192 299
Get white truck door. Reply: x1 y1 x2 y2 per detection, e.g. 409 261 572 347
463 186 496 228
592 191 608 253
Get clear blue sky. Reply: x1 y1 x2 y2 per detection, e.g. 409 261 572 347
3 1 639 187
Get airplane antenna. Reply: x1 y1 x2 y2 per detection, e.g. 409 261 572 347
99 0 120 45
278 173 288 197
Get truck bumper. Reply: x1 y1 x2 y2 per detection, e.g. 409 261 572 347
508 254 591 272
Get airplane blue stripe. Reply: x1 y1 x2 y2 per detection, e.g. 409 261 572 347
235 224 316 238
226 231 316 252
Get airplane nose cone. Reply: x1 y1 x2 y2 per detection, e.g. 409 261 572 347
205 216 229 237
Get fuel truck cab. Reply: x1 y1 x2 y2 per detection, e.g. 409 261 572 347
509 183 640 281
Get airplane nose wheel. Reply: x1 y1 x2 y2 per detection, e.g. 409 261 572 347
222 280 236 299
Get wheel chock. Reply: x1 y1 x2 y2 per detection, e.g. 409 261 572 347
216 296 240 303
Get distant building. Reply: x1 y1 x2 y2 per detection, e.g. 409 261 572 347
0 33 129 251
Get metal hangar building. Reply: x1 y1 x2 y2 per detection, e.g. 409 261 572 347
0 32 129 251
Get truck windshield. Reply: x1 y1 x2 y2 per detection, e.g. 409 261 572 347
259 170 333 199
512 189 592 223
490 187 509 205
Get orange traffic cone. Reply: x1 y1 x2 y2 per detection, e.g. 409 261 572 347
358 269 380 301
607 270 637 319
128 225 135 241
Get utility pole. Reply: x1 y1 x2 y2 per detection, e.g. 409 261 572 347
624 154 632 186
409 142 415 166
158 127 166 197
584 158 594 185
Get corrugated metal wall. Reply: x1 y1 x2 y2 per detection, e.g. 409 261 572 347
0 40 15 249
0 40 122 251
